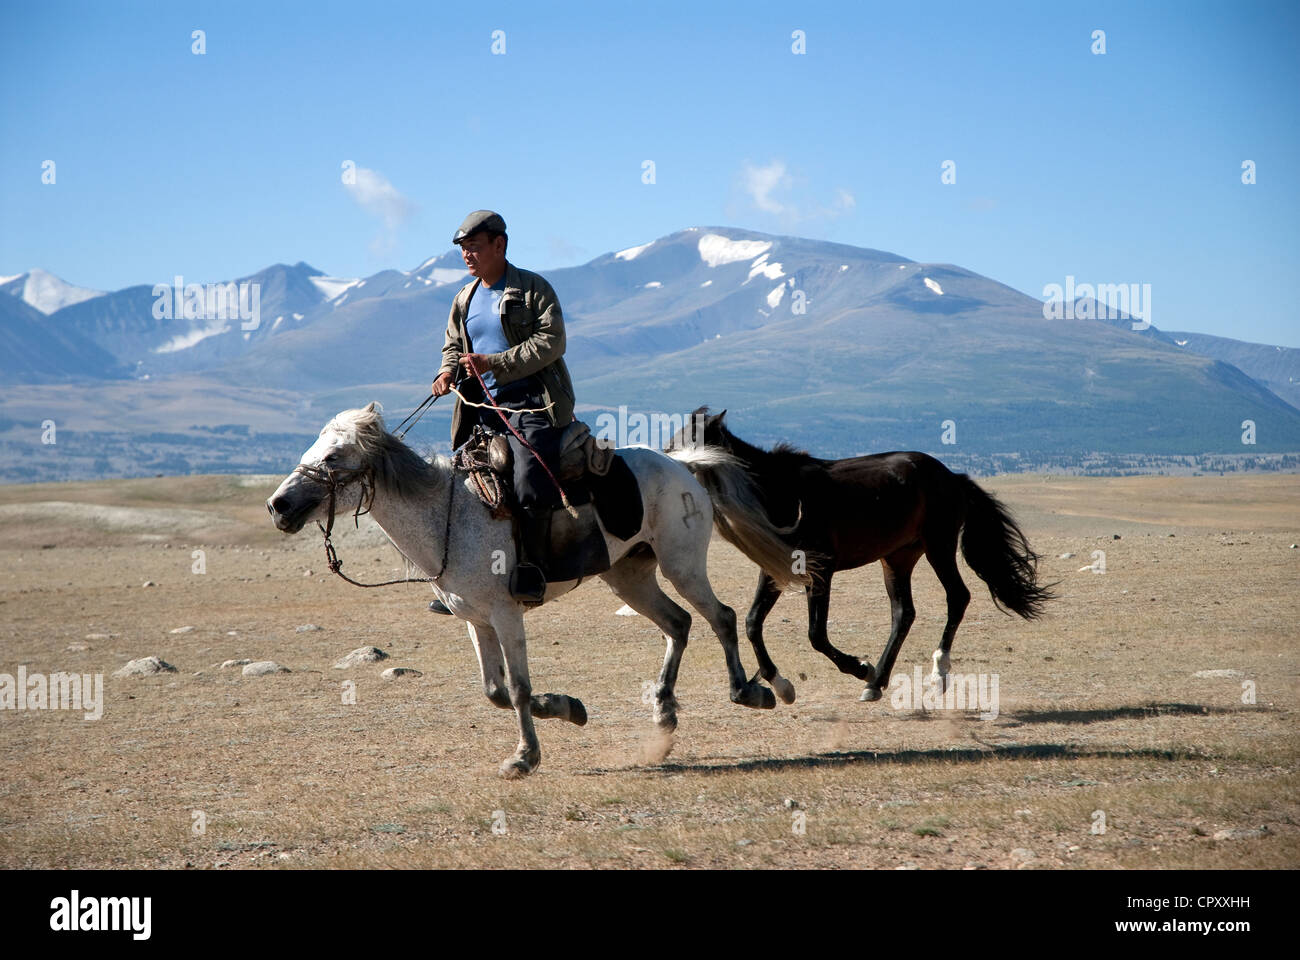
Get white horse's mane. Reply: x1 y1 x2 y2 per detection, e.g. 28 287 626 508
326 404 449 497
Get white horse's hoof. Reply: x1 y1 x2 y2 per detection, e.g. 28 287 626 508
930 650 952 693
653 695 679 733
859 686 882 702
498 760 530 780
498 749 539 779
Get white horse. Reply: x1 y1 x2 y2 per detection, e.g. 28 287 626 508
266 403 799 778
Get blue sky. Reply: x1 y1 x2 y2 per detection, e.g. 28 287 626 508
2 0 1297 345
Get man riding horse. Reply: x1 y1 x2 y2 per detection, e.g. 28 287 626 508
429 210 577 609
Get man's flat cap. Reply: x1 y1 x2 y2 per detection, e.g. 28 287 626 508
453 210 507 244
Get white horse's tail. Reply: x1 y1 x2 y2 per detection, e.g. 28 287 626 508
668 446 812 590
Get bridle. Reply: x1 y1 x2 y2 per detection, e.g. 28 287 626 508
296 458 454 589
294 403 454 588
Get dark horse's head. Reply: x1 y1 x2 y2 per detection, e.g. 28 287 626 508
665 406 732 453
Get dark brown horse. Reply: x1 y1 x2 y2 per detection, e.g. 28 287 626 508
666 409 1054 701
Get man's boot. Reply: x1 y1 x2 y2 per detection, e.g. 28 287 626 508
509 509 549 603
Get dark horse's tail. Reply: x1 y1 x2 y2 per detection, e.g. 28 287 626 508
956 475 1055 619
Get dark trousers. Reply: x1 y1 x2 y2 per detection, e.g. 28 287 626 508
469 379 564 515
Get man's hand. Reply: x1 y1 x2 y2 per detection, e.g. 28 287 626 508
459 353 491 377
431 371 453 397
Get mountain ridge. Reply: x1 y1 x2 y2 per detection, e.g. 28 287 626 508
4 225 1299 482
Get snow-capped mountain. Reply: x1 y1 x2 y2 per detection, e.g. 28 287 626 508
42 261 335 376
409 249 470 288
0 268 104 315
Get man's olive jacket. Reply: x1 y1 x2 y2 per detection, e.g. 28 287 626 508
438 260 576 451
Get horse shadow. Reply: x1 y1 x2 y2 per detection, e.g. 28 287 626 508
578 701 1265 777
999 701 1268 726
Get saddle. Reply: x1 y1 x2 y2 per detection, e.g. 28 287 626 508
453 420 643 595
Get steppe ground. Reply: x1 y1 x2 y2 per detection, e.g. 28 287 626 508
0 472 1296 869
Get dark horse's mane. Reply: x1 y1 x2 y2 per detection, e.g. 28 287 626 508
770 440 813 461
702 408 817 468
707 415 825 523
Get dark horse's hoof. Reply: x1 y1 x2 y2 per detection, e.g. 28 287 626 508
858 686 883 702
568 698 588 726
733 682 777 710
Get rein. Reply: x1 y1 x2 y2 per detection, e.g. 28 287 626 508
391 393 438 439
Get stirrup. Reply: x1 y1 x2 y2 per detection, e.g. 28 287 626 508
509 563 546 603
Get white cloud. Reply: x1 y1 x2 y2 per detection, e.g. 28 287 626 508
741 160 792 214
546 235 586 264
343 167 416 254
736 160 855 225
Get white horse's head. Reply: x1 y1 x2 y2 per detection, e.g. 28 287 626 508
266 402 388 533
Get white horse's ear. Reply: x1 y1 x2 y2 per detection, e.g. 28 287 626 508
364 401 377 413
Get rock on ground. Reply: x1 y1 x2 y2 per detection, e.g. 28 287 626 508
333 646 389 669
113 656 178 678
242 661 290 677
1213 827 1268 840
381 667 422 680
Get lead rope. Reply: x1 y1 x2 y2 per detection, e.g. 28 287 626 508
448 385 554 416
316 476 453 588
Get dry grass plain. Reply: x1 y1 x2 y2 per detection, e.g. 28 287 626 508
0 471 1296 870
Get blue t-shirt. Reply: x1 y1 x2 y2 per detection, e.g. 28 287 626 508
465 276 510 394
